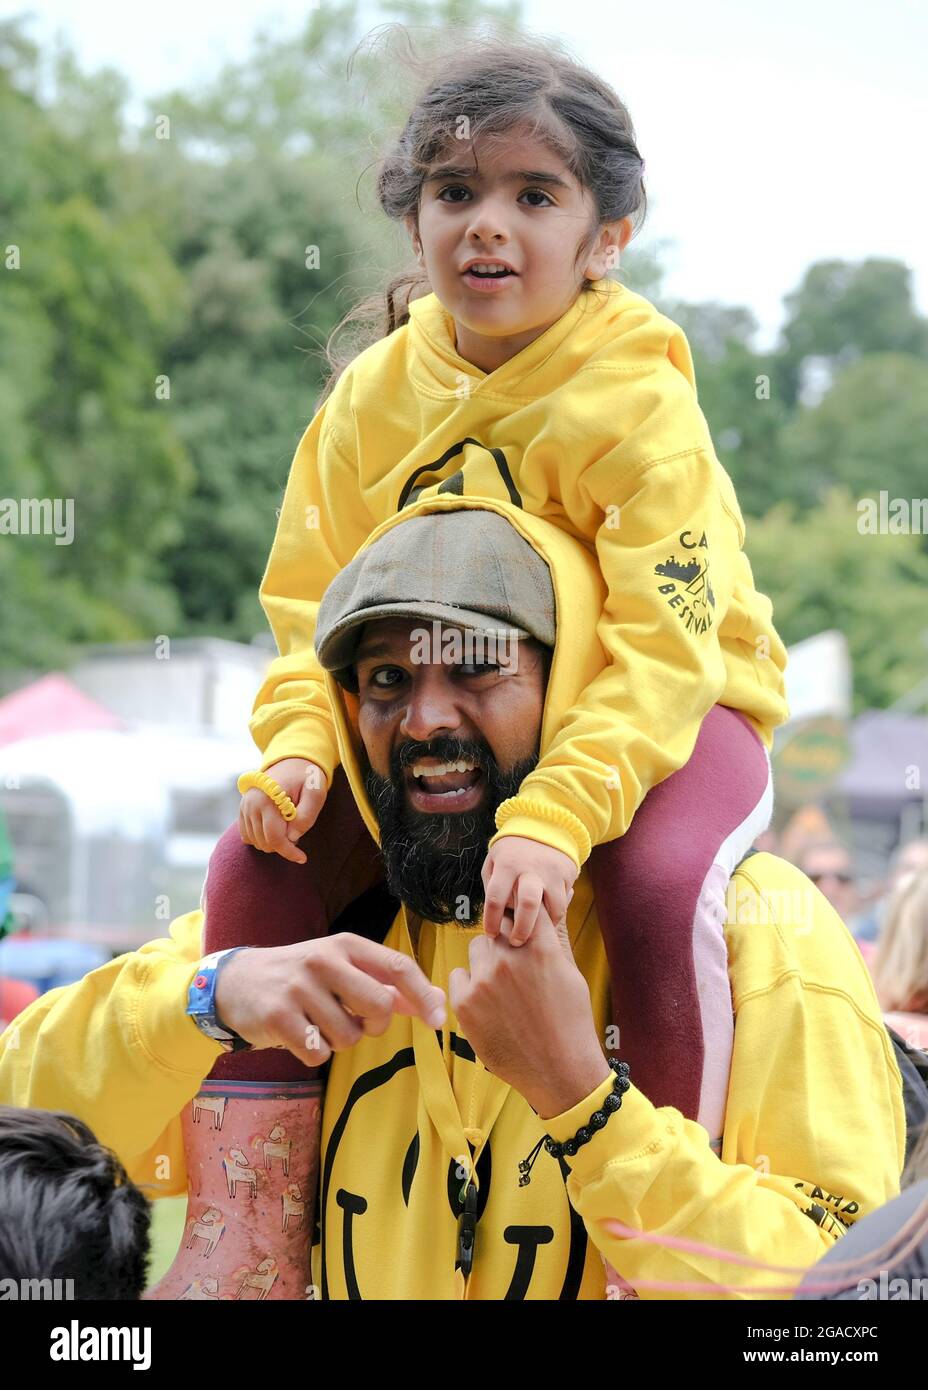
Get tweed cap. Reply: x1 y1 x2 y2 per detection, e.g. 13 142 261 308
314 509 556 677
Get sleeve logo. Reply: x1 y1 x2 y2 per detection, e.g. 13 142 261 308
654 529 715 635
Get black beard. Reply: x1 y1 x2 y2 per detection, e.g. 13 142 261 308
363 735 538 926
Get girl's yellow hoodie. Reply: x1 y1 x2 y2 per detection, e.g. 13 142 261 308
249 276 789 869
0 498 904 1300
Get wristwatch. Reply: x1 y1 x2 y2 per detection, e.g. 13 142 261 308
187 947 254 1052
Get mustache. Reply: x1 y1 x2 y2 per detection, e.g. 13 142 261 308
393 735 492 775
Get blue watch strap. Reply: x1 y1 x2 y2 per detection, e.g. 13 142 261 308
187 946 253 1051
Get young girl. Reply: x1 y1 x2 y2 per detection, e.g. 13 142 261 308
199 28 787 1254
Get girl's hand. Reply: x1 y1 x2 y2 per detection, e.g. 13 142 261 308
238 758 328 865
480 837 579 946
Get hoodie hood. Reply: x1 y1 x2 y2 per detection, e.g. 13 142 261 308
405 275 698 402
318 493 608 853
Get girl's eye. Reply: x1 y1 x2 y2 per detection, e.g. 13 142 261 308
520 188 553 206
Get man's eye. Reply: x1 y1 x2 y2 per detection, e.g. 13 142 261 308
369 667 405 688
457 662 500 677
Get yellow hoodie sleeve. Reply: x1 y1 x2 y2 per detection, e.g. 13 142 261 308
0 910 223 1195
248 391 375 782
489 446 787 867
541 936 904 1299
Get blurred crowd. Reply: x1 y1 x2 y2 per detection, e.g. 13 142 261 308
752 826 928 1038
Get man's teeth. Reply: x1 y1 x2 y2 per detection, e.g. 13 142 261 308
411 759 478 777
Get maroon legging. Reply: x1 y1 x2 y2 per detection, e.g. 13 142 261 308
204 763 388 1084
203 705 770 1120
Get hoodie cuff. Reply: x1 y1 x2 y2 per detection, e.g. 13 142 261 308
544 1078 664 1184
489 793 592 868
254 714 340 788
137 956 226 1077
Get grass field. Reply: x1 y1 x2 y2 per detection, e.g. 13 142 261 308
145 1195 186 1290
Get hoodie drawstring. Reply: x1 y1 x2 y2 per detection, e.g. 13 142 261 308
518 1134 550 1186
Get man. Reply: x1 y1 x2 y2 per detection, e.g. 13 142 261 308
0 499 906 1300
795 839 860 927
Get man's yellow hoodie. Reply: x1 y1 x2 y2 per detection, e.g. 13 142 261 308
249 277 789 869
0 497 904 1300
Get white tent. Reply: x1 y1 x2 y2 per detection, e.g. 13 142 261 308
0 725 258 943
0 725 256 838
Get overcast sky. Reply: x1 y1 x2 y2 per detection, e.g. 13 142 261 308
7 0 926 349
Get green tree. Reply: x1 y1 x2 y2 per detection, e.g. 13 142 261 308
144 2 532 638
747 488 928 712
661 297 797 517
0 21 191 669
777 258 928 408
777 353 928 521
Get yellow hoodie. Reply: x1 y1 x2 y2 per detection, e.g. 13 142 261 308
0 497 904 1300
249 277 789 869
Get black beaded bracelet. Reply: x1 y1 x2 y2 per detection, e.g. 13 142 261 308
517 1057 630 1186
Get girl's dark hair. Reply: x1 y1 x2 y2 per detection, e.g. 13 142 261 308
318 25 647 404
0 1105 152 1298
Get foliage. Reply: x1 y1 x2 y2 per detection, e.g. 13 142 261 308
1 9 927 711
747 490 928 713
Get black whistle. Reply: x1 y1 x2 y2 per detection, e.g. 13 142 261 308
457 1178 478 1277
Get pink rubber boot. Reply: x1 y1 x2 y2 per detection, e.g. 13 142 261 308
144 1079 323 1301
146 768 391 1300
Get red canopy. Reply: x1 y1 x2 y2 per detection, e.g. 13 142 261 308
0 675 125 746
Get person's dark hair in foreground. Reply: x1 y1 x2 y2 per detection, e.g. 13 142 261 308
0 1104 151 1298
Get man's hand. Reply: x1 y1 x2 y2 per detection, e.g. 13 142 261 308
214 936 447 1065
448 908 610 1119
481 836 579 945
239 758 329 865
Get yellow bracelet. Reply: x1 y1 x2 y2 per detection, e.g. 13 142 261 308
237 770 298 822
